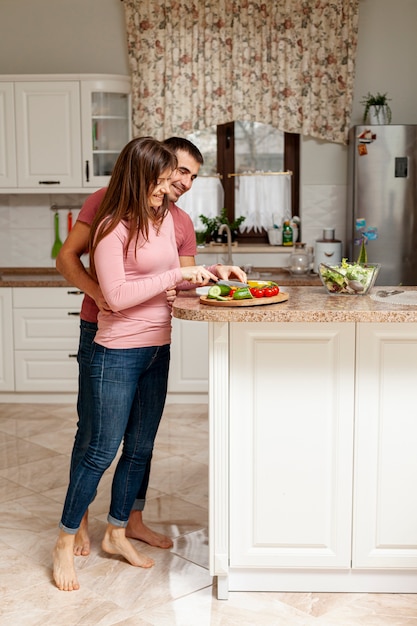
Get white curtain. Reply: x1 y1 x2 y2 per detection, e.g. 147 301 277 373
235 174 292 232
175 176 224 230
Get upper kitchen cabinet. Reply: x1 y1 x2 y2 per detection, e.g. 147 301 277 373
81 78 131 188
0 83 17 187
15 81 82 188
0 74 131 192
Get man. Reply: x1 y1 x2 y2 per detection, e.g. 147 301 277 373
56 137 246 557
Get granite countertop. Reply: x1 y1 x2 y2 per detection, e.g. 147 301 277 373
173 286 417 323
0 267 71 287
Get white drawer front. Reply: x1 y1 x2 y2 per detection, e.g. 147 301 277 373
14 350 78 392
14 308 80 349
13 287 84 309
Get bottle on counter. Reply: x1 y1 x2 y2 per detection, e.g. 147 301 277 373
282 220 293 246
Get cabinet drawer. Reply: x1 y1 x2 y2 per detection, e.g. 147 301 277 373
14 350 78 392
13 287 84 309
14 308 80 349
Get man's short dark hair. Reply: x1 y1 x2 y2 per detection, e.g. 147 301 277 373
163 137 204 165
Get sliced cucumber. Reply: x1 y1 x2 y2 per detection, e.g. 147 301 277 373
208 284 231 299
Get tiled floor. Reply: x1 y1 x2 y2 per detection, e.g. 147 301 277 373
0 402 416 626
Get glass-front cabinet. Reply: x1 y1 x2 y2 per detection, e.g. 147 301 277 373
81 77 131 188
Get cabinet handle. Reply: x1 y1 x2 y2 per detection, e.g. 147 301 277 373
68 354 78 359
67 290 84 295
85 160 90 182
38 180 61 185
67 311 81 316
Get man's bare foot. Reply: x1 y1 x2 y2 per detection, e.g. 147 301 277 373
102 524 155 568
73 510 91 556
126 510 173 549
53 531 80 591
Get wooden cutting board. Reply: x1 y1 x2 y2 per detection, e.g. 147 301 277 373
200 292 289 307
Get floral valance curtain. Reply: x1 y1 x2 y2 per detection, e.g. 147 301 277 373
122 0 359 145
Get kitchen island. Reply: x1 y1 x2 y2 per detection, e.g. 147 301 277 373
173 287 417 598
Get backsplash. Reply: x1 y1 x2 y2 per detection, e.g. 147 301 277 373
301 184 347 253
0 193 89 267
0 185 348 267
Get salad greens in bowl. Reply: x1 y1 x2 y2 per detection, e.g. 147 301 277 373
319 260 381 295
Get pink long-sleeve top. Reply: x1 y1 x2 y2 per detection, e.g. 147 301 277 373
93 212 182 349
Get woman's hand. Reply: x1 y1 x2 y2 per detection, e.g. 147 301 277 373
92 284 113 315
166 286 177 308
215 265 248 284
179 265 218 285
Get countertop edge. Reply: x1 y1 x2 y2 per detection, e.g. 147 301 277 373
173 287 417 323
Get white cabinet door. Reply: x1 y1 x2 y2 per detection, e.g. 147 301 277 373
13 287 83 392
228 322 355 568
354 323 417 569
14 81 82 188
14 350 79 392
0 83 17 187
0 289 14 391
80 78 131 187
168 317 208 394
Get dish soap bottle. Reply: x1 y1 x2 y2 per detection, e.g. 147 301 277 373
282 220 293 246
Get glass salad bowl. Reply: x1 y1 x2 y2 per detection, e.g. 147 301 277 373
318 261 381 295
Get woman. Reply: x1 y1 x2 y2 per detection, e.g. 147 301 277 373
53 137 217 591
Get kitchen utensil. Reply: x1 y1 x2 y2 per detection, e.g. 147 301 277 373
67 210 73 234
376 289 404 298
51 211 63 259
217 279 249 288
200 292 289 307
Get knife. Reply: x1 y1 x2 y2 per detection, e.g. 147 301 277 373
216 279 250 288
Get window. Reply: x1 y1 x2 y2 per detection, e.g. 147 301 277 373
187 122 299 243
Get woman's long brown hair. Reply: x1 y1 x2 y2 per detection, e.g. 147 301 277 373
89 137 177 278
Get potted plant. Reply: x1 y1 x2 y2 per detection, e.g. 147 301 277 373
361 91 392 125
199 208 246 243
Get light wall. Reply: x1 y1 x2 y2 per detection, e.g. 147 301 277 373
301 0 417 248
0 0 416 264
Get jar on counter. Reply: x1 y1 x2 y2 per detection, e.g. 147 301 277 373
289 242 310 275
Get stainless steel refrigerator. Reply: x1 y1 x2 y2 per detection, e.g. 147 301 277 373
347 125 417 285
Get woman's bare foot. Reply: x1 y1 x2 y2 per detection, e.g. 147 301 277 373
126 510 173 549
53 531 79 591
102 524 155 568
73 510 91 556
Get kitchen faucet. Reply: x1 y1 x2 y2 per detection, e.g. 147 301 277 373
218 223 233 265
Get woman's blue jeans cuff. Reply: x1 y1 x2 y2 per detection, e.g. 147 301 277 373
59 521 79 535
107 514 128 528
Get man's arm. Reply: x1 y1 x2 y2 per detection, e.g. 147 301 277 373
56 221 111 314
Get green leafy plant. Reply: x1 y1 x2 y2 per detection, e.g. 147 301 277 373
361 92 392 124
199 208 246 241
216 207 246 232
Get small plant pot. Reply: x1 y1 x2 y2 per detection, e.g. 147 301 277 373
369 105 390 125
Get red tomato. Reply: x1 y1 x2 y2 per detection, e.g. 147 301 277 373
270 285 279 296
250 287 265 298
264 287 276 297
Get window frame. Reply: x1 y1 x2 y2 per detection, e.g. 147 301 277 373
216 123 300 243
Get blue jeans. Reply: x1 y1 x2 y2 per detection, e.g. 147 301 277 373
60 342 170 532
70 320 151 511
